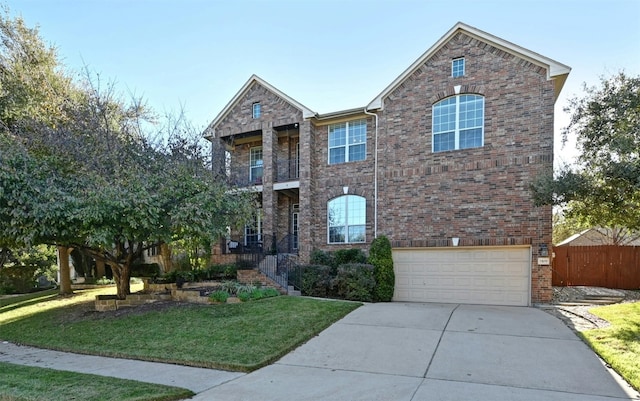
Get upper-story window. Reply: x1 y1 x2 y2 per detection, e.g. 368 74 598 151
328 119 366 164
452 58 465 77
249 146 263 183
327 195 366 244
432 94 484 152
252 102 261 119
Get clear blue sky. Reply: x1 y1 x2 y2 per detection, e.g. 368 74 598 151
6 0 640 165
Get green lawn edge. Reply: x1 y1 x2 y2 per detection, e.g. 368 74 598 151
0 361 193 401
0 292 361 372
578 302 640 392
0 289 58 310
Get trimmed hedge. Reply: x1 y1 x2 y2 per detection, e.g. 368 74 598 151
298 262 375 302
332 263 375 302
369 236 394 302
300 264 335 298
310 249 367 268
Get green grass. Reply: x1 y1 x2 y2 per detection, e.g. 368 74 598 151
0 287 360 372
581 302 640 391
0 289 58 310
0 362 193 401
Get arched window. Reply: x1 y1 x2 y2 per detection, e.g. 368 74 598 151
327 195 366 243
432 94 484 152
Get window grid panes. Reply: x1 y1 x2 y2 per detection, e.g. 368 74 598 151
252 102 261 119
244 212 262 246
452 58 465 77
432 94 484 152
249 146 263 182
328 195 366 244
328 120 366 164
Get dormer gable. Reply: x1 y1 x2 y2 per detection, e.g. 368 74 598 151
206 75 316 139
367 22 571 111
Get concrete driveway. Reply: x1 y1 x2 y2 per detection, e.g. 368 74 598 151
193 302 639 400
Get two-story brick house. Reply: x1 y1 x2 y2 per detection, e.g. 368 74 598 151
206 22 570 306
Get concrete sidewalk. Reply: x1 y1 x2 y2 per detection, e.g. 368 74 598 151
2 303 640 400
0 341 244 394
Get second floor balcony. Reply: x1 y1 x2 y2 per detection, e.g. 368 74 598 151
227 158 299 188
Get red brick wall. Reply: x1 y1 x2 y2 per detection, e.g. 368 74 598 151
375 32 554 302
307 117 376 255
212 33 557 303
215 82 303 137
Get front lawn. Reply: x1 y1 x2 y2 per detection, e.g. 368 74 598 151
0 289 58 309
0 362 193 401
581 301 640 391
0 288 360 372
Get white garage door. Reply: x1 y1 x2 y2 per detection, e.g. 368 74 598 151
393 246 531 306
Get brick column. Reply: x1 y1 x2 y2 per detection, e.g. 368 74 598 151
261 125 278 251
298 120 313 263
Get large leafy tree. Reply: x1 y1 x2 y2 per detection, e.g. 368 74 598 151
533 72 640 237
0 9 254 298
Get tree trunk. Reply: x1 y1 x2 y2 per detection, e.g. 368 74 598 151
57 246 72 295
112 263 131 299
160 242 172 272
96 259 106 278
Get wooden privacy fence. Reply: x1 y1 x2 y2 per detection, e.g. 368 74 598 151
552 246 640 289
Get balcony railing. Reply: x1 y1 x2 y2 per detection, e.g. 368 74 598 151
227 158 298 187
227 164 263 187
220 234 298 291
275 159 299 182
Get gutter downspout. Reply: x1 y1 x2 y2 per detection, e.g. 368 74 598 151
364 107 378 238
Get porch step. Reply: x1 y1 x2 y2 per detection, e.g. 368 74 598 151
288 286 301 297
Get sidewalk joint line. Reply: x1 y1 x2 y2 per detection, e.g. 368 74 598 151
422 303 459 379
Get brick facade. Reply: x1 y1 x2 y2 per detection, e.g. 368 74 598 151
207 23 569 304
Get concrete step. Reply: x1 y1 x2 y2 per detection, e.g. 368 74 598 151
287 286 301 296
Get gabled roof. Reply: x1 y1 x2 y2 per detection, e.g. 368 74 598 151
207 75 316 135
556 227 640 246
367 22 571 110
556 228 592 246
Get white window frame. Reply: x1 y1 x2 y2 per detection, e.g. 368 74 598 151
327 195 366 244
292 204 299 250
249 146 263 183
252 102 261 119
432 94 484 153
452 58 465 77
244 211 262 247
328 119 367 165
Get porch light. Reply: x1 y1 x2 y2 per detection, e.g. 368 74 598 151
538 244 549 257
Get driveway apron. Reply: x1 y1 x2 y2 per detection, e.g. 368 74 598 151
195 302 639 401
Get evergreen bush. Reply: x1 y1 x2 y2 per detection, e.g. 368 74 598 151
369 236 395 302
331 263 375 302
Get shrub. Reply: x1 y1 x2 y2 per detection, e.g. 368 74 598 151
236 283 257 295
369 235 395 302
310 250 334 267
310 249 367 268
209 290 229 303
0 264 38 294
262 287 280 298
300 264 334 297
331 263 376 302
130 263 161 278
95 276 115 285
237 292 251 302
220 280 239 295
333 249 367 266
